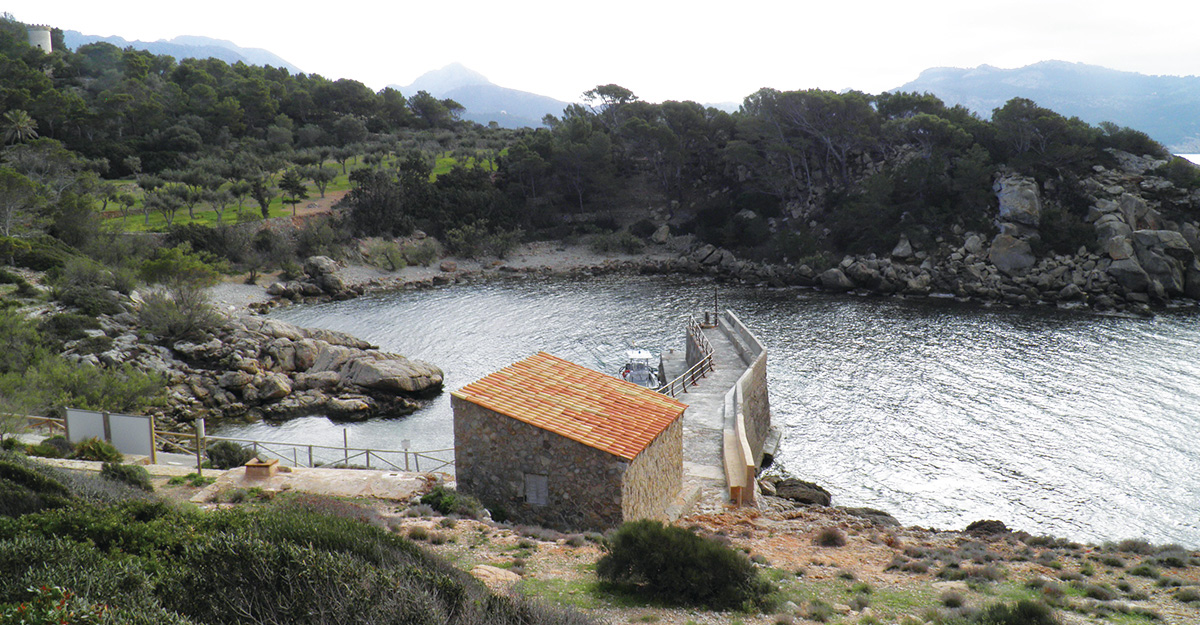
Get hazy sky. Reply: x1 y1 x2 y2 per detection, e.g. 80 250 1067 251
9 0 1200 104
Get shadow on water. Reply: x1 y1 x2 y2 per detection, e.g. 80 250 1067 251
216 275 1200 548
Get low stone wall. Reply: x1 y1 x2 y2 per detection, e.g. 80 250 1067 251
621 417 683 522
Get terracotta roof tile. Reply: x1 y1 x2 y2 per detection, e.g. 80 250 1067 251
452 352 687 460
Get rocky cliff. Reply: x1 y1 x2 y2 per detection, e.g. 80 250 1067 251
663 150 1200 316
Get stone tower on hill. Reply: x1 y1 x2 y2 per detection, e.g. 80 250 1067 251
27 25 52 52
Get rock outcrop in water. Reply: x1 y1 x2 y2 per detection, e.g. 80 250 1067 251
65 312 443 425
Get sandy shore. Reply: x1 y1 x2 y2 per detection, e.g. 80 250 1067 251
207 240 680 314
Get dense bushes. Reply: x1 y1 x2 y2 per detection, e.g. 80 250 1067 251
205 441 255 470
419 485 483 519
73 438 123 463
100 462 153 492
0 493 596 625
596 520 773 610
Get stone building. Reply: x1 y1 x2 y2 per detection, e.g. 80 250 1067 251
452 351 687 530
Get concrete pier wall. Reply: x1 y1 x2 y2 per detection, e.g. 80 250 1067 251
720 310 770 462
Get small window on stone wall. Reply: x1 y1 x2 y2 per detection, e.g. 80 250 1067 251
524 473 548 505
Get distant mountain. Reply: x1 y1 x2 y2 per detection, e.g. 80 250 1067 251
895 60 1200 152
391 63 571 129
61 31 301 74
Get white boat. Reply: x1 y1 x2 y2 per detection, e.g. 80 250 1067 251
619 349 660 388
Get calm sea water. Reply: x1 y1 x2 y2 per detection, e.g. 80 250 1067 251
216 275 1200 547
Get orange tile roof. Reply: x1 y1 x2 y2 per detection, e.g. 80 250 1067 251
452 352 687 460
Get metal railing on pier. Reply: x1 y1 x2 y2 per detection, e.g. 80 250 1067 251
655 315 715 398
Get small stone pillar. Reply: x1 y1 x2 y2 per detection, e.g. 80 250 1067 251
244 457 279 480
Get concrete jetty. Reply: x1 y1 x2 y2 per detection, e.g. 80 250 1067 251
660 310 771 517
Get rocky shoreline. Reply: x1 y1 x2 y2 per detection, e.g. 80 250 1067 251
240 151 1200 320
65 308 443 426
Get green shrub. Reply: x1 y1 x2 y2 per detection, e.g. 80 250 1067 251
168 473 216 487
596 520 773 610
420 485 483 519
100 462 153 492
591 232 645 255
366 239 408 271
813 527 846 547
1114 538 1155 554
72 437 123 462
1174 588 1200 603
941 590 964 608
444 221 523 259
973 600 1057 625
402 239 441 266
7 235 78 271
1129 563 1160 579
40 435 74 457
137 286 221 342
55 284 125 316
39 313 101 345
0 455 72 516
207 440 255 470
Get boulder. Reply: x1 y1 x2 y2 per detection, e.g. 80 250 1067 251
1059 283 1084 301
1105 235 1134 261
1095 214 1133 241
1186 260 1200 299
773 479 832 506
304 255 339 278
324 395 376 418
294 370 342 391
341 353 444 394
439 260 458 272
995 175 1041 226
988 234 1035 275
818 268 854 292
217 370 254 390
1107 258 1150 292
963 234 985 256
891 235 913 259
839 506 900 527
651 224 671 244
470 565 521 592
1133 229 1193 262
1118 193 1150 230
257 372 292 401
690 244 717 264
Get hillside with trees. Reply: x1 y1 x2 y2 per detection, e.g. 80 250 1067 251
3 15 1200 419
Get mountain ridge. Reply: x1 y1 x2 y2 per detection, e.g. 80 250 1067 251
60 31 302 74
895 60 1200 152
389 63 571 129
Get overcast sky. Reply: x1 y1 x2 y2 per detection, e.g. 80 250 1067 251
9 0 1200 104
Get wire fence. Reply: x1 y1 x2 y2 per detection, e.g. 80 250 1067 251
7 413 453 474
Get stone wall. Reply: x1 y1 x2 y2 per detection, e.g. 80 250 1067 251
453 396 630 531
721 310 771 461
621 417 683 522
